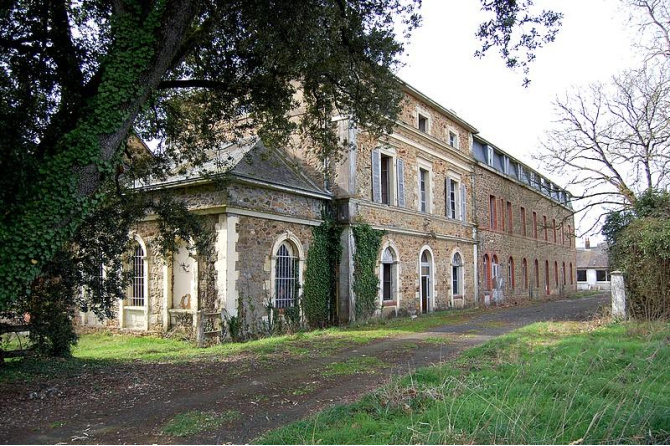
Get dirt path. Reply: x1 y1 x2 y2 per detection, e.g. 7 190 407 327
0 295 608 445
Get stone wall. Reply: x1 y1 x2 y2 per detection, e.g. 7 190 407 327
235 216 316 331
375 232 476 317
474 163 578 303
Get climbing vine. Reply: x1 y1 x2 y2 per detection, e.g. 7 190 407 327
302 214 342 328
352 224 383 321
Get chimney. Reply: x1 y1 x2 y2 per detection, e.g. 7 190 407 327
585 237 590 249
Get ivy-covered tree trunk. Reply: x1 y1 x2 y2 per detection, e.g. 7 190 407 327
352 224 383 321
0 2 199 307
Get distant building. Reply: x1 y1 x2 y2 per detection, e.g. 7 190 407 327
576 239 610 290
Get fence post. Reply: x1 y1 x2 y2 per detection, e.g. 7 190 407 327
611 271 626 320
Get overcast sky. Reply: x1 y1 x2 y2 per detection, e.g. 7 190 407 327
397 0 640 244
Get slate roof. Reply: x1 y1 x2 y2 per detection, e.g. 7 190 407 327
576 243 609 269
143 137 330 198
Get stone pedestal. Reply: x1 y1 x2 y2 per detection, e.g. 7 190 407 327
611 271 626 319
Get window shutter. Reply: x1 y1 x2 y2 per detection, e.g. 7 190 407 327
460 184 467 222
397 158 405 207
347 121 358 147
446 179 453 218
372 149 381 203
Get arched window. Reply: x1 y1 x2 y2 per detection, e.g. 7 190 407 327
381 247 397 302
420 249 433 313
522 258 528 290
483 254 490 290
545 260 550 295
508 257 515 290
275 241 298 308
562 262 566 286
452 252 463 296
129 241 145 306
492 255 499 289
569 262 574 285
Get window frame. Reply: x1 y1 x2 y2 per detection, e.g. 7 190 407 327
417 160 432 214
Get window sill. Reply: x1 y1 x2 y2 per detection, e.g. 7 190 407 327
382 300 397 307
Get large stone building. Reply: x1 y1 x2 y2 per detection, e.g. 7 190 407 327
81 80 577 337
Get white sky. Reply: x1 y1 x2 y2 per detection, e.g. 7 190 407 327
397 0 640 245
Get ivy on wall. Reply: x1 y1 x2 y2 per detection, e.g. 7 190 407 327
302 215 342 328
352 224 383 321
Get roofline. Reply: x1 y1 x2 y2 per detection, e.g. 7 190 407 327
397 78 479 134
472 133 572 196
138 172 333 201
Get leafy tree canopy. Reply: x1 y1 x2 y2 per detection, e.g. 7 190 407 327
0 0 562 329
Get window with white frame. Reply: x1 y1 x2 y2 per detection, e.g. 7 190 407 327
447 176 466 221
486 145 493 166
448 130 459 148
503 156 510 175
274 241 299 308
417 162 432 213
418 113 428 133
380 247 397 302
372 148 405 206
128 242 145 306
452 252 463 296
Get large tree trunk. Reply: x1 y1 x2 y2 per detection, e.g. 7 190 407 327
0 0 199 307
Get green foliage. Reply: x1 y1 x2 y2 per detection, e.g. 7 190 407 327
224 314 242 343
302 216 343 328
162 410 240 437
258 321 670 445
605 190 670 320
352 224 383 321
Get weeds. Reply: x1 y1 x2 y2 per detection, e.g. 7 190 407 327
257 321 670 445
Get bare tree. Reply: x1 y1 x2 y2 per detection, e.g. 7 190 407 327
538 66 670 233
538 0 670 235
625 0 670 61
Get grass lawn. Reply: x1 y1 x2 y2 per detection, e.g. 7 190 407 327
0 307 478 384
257 320 670 445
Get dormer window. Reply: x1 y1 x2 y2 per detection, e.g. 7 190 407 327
418 113 428 132
503 156 510 175
486 145 493 166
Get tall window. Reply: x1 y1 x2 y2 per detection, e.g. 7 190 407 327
522 258 528 290
545 260 550 295
500 199 506 231
507 202 513 234
570 263 574 285
275 241 298 308
533 212 538 238
420 249 433 313
419 168 428 212
492 255 499 289
562 262 566 285
489 196 497 229
554 261 559 287
483 254 490 290
552 219 557 243
448 179 458 219
380 154 391 205
568 225 572 247
534 259 540 289
129 242 145 306
381 247 396 302
520 207 527 236
508 257 515 290
543 215 548 241
452 252 463 295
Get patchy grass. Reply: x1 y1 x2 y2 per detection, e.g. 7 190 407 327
570 290 607 299
321 357 386 377
161 410 240 437
0 307 482 384
257 320 670 445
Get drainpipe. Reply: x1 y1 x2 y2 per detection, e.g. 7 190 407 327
471 170 480 308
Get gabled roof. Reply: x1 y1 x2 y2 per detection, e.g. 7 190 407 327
142 138 330 198
576 244 609 269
